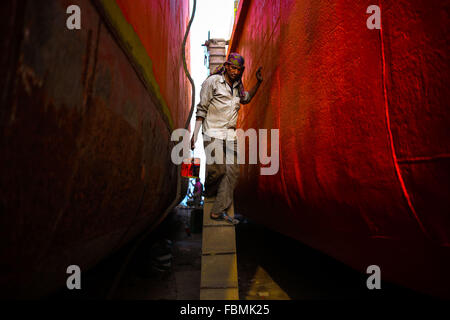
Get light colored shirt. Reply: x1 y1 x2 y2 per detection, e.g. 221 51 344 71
196 74 250 141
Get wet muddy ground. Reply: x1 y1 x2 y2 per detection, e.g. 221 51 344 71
51 207 430 300
51 207 201 300
235 218 430 300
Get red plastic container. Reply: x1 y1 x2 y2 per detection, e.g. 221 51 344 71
181 157 201 178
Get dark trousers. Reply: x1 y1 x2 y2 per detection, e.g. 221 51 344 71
203 135 239 214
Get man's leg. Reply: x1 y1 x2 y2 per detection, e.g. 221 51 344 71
194 194 200 207
203 135 226 198
211 139 239 215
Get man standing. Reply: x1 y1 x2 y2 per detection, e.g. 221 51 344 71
190 53 263 224
193 177 203 207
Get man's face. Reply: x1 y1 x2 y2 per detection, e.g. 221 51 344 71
225 63 244 82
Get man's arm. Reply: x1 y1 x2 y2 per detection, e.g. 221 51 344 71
242 67 263 104
191 116 203 150
191 78 214 149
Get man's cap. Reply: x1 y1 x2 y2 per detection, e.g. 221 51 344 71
225 52 245 68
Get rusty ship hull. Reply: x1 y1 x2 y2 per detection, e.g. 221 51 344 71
0 0 191 298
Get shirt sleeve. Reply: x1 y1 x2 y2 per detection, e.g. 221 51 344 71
240 91 251 104
196 77 215 119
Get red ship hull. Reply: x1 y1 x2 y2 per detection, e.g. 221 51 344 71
230 0 450 298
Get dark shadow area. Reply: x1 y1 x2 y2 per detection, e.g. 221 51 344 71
48 207 201 300
235 217 434 300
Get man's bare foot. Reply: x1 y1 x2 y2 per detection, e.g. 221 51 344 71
210 212 239 225
210 212 223 219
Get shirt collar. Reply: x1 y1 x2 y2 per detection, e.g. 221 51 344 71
220 73 225 83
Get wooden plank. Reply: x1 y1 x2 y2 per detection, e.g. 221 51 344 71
200 288 239 300
202 227 236 255
200 254 238 289
200 197 239 300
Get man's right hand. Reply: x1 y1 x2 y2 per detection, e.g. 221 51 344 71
190 134 197 150
191 116 204 150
